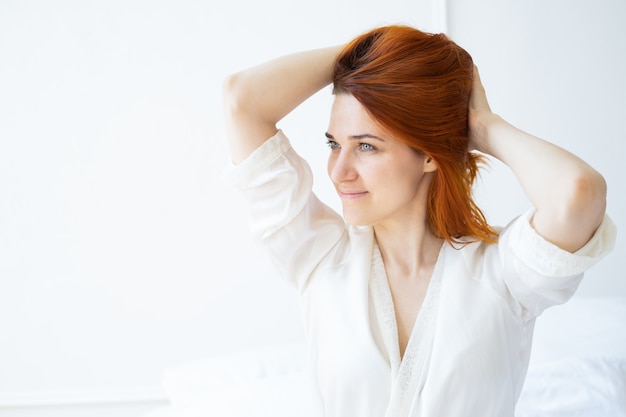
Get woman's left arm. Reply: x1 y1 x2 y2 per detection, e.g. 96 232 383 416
469 66 607 253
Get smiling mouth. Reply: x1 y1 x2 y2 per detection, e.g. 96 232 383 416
338 191 369 199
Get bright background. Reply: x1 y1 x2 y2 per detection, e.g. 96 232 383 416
0 0 623 414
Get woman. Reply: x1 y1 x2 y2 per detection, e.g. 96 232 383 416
222 25 615 417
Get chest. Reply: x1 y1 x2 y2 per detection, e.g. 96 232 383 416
386 274 430 358
303 239 529 416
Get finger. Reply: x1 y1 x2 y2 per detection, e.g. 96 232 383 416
470 65 491 112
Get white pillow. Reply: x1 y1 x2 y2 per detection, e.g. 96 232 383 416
517 356 626 417
517 296 626 417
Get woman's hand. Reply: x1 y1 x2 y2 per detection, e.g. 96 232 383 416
468 65 499 154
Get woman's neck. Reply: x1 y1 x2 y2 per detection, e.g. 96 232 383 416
373 218 443 277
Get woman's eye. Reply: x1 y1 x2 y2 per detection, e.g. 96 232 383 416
360 143 375 152
326 140 340 150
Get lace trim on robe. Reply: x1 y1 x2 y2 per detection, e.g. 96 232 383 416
370 242 445 416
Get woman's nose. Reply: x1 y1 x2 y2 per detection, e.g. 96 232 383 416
328 151 357 183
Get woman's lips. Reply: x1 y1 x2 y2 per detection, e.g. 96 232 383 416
338 190 369 199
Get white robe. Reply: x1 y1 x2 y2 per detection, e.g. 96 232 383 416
226 130 616 417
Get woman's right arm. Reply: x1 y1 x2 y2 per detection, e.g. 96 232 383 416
222 46 343 164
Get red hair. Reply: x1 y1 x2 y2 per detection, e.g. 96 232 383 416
333 25 497 244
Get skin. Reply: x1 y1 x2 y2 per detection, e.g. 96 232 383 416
223 44 607 359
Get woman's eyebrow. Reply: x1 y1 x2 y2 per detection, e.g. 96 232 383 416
325 132 385 141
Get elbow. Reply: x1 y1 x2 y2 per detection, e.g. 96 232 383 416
534 168 607 252
566 168 607 226
222 71 273 128
222 71 249 117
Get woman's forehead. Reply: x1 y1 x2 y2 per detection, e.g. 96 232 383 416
328 94 390 138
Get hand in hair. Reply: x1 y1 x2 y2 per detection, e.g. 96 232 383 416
468 65 499 154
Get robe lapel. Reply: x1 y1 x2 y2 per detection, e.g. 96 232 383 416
370 243 446 417
370 244 402 376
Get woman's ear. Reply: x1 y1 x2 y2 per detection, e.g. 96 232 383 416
423 155 438 173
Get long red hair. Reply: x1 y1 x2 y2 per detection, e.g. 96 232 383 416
333 25 497 244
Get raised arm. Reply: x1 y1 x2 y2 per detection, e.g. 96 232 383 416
222 46 343 164
468 66 607 253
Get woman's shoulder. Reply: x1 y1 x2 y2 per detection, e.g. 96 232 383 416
447 235 498 270
316 224 374 268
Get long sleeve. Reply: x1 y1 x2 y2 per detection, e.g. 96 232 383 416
225 130 347 292
497 209 617 320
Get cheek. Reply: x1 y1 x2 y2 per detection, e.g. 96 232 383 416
385 166 425 196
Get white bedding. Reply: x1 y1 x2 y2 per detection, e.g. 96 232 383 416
516 296 626 416
144 296 626 417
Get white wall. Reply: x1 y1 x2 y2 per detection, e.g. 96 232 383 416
1 0 623 413
0 0 440 412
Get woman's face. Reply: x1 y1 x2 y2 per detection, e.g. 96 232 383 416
326 94 436 227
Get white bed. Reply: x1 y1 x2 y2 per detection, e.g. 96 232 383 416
144 296 626 417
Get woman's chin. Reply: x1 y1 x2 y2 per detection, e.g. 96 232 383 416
342 212 372 227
